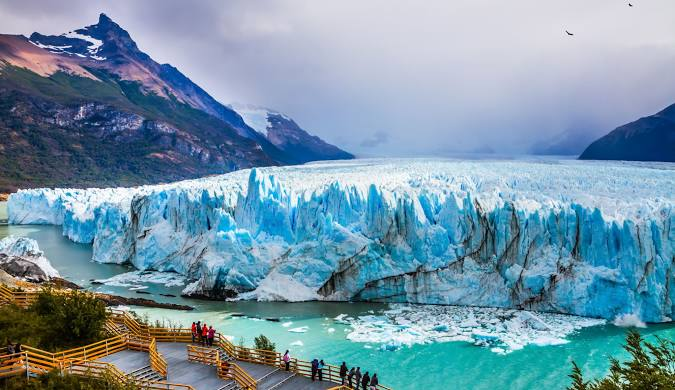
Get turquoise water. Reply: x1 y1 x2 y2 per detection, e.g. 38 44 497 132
1 202 673 389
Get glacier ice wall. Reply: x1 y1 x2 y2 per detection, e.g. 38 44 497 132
8 159 675 322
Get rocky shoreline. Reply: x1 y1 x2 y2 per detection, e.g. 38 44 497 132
44 278 194 311
0 236 194 311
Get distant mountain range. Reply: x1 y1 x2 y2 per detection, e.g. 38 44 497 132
530 128 599 156
579 103 675 162
0 14 352 192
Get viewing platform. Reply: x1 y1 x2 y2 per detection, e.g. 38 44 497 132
0 285 391 390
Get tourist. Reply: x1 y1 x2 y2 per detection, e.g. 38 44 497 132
318 359 325 381
6 342 14 355
196 321 202 344
369 373 379 389
282 350 291 371
340 361 348 384
361 371 370 390
14 343 21 353
347 367 355 388
207 326 215 347
191 322 197 343
311 358 319 381
354 367 362 389
201 323 208 346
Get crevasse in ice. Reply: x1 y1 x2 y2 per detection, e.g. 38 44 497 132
8 159 675 322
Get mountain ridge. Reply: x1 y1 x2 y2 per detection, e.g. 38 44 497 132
579 103 675 162
0 14 352 191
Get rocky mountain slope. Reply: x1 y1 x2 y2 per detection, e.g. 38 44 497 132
0 14 352 191
579 103 675 162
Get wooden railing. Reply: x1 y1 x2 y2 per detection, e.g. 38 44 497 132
67 360 192 390
0 352 27 378
0 285 393 389
224 361 257 390
148 338 168 378
186 345 219 365
0 285 39 307
106 312 393 390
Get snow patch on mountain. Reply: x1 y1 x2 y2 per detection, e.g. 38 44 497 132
229 104 291 137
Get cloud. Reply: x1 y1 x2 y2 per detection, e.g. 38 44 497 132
2 0 675 156
360 131 389 148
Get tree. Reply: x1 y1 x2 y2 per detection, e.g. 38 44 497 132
254 334 277 365
0 369 138 389
254 334 276 352
568 330 675 390
0 289 108 351
31 288 108 349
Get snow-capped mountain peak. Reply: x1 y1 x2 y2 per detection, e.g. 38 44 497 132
229 103 353 163
229 104 290 137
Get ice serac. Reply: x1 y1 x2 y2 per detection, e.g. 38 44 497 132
7 159 675 322
0 236 59 281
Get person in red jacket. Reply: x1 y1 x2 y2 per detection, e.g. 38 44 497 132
207 326 215 347
191 322 197 343
201 323 208 346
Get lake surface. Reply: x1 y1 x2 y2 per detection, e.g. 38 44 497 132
1 201 673 389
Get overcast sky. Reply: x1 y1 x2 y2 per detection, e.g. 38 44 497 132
2 0 675 156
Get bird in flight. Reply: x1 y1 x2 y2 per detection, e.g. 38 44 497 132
565 30 574 36
628 3 633 6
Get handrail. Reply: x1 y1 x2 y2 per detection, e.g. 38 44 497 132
0 284 393 389
223 361 257 390
148 338 168 378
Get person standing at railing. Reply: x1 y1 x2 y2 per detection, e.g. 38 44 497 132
340 362 348 385
13 343 21 353
196 321 202 344
348 366 356 388
354 367 362 389
207 326 215 347
311 358 319 381
201 323 209 346
318 359 325 381
369 373 379 389
282 350 291 371
361 371 370 390
191 322 197 343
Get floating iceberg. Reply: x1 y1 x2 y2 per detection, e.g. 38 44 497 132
342 304 606 354
7 159 675 322
93 270 186 288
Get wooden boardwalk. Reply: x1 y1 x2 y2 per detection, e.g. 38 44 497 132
98 342 340 390
0 288 391 390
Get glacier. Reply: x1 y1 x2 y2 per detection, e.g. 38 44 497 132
7 159 675 322
0 236 60 281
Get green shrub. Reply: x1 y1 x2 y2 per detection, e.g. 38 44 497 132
568 330 675 390
254 334 276 352
0 289 108 351
31 289 108 349
0 369 138 389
